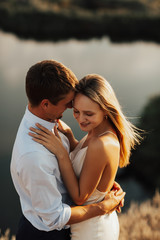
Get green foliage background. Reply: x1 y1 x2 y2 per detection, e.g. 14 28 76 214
0 0 160 42
130 95 160 190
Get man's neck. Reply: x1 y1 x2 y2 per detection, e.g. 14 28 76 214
28 103 48 121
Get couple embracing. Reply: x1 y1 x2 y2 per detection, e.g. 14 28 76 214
11 60 140 240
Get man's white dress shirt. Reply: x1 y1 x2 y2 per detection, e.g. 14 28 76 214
10 107 71 231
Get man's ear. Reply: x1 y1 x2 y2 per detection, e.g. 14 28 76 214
40 99 50 110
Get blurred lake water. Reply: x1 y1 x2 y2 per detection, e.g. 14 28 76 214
0 29 160 234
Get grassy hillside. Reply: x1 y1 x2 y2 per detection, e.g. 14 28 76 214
119 191 160 239
1 191 160 240
0 0 160 42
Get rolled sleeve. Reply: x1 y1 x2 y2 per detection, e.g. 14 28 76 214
18 151 71 231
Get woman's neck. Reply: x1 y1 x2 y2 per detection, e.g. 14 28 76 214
88 120 112 138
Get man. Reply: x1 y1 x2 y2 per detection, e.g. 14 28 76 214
11 60 125 240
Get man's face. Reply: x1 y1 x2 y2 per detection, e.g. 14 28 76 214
46 90 75 121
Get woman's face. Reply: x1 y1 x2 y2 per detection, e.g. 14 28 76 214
73 93 105 132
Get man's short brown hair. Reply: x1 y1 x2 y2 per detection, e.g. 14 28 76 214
26 60 78 106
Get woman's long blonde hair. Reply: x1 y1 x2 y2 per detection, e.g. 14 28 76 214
76 74 141 168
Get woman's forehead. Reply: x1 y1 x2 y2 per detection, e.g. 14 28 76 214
73 93 101 111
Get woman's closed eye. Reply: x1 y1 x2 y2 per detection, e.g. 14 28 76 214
85 113 94 117
73 109 94 117
73 109 79 115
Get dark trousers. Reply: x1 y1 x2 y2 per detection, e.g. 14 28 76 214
16 215 70 240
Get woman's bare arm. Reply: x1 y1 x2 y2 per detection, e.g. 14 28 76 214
29 123 119 206
55 136 119 205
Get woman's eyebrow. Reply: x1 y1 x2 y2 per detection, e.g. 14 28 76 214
73 107 94 113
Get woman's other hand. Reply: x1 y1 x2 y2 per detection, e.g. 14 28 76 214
100 190 125 215
57 120 78 151
57 119 72 135
110 181 125 213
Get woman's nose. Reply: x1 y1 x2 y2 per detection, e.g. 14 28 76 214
78 114 85 123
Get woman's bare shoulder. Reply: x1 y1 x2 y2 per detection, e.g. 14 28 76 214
87 134 120 162
89 133 119 149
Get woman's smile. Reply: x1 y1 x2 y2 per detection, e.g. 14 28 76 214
80 122 90 128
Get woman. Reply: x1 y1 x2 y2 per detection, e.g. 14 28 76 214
29 74 140 239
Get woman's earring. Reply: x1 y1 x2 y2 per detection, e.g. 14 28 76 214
105 115 108 120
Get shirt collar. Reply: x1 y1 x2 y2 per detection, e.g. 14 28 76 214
24 106 56 131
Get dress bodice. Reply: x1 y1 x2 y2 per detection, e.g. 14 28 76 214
69 133 119 240
69 135 107 205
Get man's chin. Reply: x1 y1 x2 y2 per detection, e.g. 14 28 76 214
57 115 63 119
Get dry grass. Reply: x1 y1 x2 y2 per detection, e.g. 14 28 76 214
1 191 160 240
0 229 15 240
119 191 160 240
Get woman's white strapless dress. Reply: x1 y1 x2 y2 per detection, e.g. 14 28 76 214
69 135 119 240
